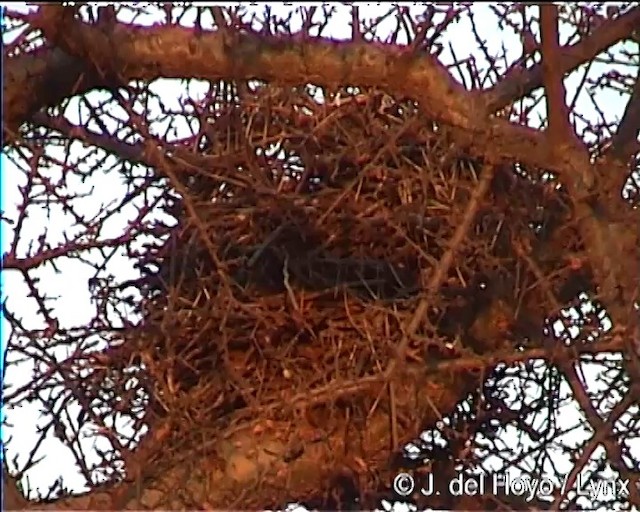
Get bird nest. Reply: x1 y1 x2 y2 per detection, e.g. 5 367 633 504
101 85 588 501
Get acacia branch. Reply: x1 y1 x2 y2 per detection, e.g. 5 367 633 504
10 6 476 134
4 5 636 327
540 4 574 145
482 7 640 113
535 4 636 321
4 330 629 510
608 63 640 162
3 6 640 509
0 6 628 190
2 46 105 143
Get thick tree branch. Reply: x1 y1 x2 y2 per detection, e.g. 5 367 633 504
540 5 574 145
13 6 478 131
0 7 624 189
537 5 637 324
3 6 640 509
3 464 29 511
4 5 636 328
4 333 628 510
2 46 104 143
608 63 640 162
482 7 640 114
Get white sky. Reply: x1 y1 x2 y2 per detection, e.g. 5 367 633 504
1 2 638 508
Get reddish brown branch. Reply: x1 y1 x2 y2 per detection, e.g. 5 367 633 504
0 13 589 194
563 364 640 507
3 5 640 510
540 4 574 144
608 64 640 162
482 7 640 113
4 5 636 188
379 163 496 390
3 230 137 272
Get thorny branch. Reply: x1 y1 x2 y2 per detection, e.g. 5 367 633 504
2 3 640 510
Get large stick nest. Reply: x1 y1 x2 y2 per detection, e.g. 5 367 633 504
101 81 593 506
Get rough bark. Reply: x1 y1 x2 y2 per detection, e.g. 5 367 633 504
3 5 639 510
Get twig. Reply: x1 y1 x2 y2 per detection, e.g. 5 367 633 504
283 254 300 312
247 224 285 268
370 162 497 419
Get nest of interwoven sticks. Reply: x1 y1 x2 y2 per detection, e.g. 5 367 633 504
101 82 594 504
